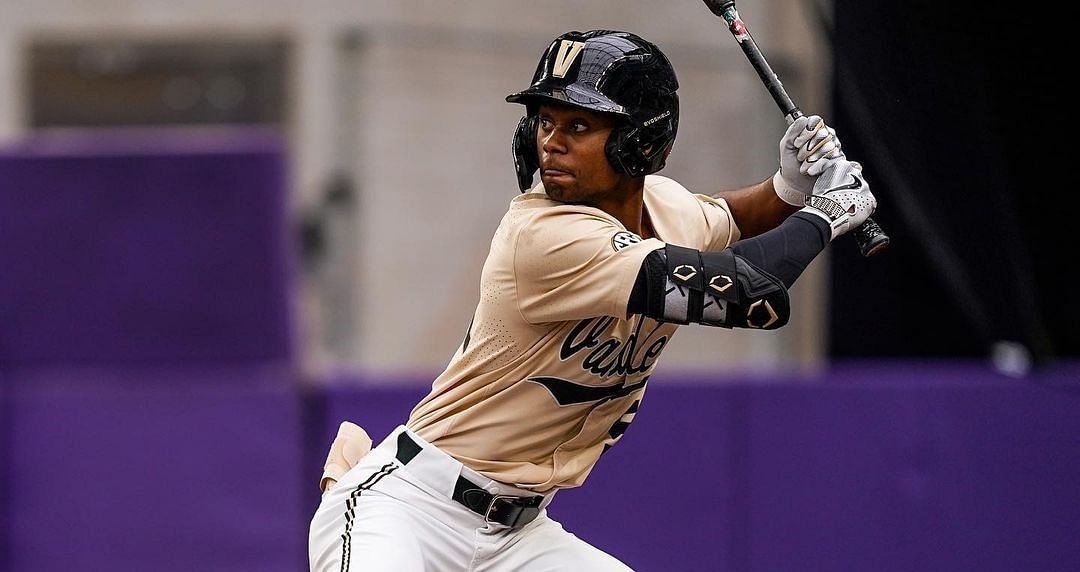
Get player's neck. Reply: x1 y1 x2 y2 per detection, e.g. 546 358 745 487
594 177 649 238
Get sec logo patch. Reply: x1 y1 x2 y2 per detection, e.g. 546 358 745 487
612 231 642 251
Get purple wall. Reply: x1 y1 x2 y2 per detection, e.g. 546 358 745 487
0 130 293 366
1 131 304 571
1 380 11 571
4 367 305 572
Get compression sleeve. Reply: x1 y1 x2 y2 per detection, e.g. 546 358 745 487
729 211 831 288
627 212 830 328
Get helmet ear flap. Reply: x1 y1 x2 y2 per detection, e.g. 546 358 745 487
604 105 678 178
605 125 643 177
512 115 540 192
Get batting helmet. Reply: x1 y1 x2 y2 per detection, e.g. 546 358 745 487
506 30 680 191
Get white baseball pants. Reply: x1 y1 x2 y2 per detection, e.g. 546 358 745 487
308 425 633 571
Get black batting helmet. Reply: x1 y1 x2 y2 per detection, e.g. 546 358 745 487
506 30 680 191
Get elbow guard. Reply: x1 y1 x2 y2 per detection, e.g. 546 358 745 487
645 244 790 330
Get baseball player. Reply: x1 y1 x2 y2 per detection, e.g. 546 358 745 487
309 29 875 571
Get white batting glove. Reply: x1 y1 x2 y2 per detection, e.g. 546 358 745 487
773 115 846 207
799 159 876 241
319 421 373 494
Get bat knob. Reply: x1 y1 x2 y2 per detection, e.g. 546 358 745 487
854 218 890 257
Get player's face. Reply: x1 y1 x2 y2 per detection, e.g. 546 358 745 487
536 103 631 205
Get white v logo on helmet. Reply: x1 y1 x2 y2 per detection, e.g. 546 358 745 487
552 40 587 78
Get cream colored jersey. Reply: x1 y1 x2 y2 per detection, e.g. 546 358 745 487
407 175 740 493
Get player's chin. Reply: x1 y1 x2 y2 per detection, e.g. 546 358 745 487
542 177 574 201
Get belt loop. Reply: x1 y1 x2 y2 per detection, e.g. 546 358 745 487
395 430 422 465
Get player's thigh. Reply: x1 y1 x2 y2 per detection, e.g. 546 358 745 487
309 455 425 572
490 515 634 572
309 490 426 572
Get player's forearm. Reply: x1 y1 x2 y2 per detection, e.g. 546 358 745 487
729 211 830 288
714 176 800 238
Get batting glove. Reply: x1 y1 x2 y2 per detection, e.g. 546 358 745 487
320 421 372 494
773 115 846 207
799 159 877 241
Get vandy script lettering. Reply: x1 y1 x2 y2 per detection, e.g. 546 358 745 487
559 316 669 378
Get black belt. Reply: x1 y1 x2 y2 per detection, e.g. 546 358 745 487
395 432 543 529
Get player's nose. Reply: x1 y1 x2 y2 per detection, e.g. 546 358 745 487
540 127 568 155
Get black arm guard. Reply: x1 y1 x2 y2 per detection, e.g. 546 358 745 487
632 245 790 329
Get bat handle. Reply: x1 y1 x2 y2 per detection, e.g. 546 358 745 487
788 108 889 257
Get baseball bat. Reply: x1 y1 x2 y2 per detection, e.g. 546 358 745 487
702 0 890 257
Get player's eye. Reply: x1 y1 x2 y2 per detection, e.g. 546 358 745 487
570 120 589 133
538 116 553 131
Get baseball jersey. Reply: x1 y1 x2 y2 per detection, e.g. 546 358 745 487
407 175 740 493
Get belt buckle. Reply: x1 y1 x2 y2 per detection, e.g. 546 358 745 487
484 495 520 527
484 494 541 529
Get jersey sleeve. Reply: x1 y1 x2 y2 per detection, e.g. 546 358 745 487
694 193 741 251
513 207 664 324
642 175 740 252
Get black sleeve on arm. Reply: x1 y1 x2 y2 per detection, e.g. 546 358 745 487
730 212 831 288
628 249 665 316
627 212 830 328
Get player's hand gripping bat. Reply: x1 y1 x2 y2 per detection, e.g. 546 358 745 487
703 0 890 257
